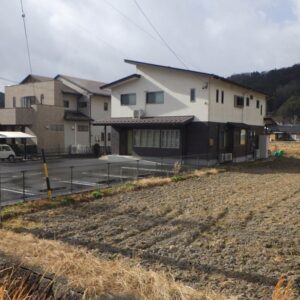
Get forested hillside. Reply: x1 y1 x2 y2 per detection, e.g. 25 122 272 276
229 64 300 123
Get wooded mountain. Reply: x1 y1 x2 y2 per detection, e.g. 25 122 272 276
228 64 300 123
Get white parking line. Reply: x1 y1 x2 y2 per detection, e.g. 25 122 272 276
12 172 43 178
1 187 35 196
81 172 130 179
60 180 98 187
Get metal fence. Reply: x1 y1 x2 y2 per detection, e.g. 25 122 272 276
0 155 214 207
0 153 257 207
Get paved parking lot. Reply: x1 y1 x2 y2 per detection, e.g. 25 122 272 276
0 156 172 206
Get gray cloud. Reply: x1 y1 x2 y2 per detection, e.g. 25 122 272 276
1 0 300 92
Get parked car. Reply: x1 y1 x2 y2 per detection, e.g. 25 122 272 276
0 144 16 161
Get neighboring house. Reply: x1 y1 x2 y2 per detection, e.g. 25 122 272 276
95 60 268 163
2 74 110 153
0 92 4 108
268 124 300 141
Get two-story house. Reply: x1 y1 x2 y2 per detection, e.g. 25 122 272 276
2 74 111 153
95 60 268 163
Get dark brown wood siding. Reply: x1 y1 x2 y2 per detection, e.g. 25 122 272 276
110 122 264 159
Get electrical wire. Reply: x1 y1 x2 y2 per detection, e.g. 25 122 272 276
0 76 18 84
102 0 158 41
133 0 189 69
20 0 33 75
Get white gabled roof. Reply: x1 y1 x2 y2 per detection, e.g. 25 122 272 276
0 131 36 139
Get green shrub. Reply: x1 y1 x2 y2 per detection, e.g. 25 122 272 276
91 190 104 199
61 197 75 206
171 175 185 182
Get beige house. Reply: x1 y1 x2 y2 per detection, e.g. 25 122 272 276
1 74 111 153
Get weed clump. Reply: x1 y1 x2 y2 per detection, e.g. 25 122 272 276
91 190 104 199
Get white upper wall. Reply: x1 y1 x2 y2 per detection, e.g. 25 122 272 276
209 78 266 126
111 64 267 126
111 65 210 121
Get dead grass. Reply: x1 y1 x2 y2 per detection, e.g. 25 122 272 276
0 167 225 225
0 272 31 300
272 275 299 300
269 141 300 158
0 230 225 300
1 218 42 231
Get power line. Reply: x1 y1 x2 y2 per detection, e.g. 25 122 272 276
20 0 33 75
0 76 18 84
133 0 189 69
102 0 158 41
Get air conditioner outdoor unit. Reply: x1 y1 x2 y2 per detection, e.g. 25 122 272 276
224 153 233 161
133 109 145 119
219 153 233 162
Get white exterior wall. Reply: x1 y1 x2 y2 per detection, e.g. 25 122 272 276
91 95 111 146
62 93 78 110
111 65 267 125
111 66 209 121
64 121 90 149
208 79 266 126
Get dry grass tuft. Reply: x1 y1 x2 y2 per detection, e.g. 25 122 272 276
0 272 31 300
132 177 172 187
0 230 225 300
1 218 41 231
272 274 300 300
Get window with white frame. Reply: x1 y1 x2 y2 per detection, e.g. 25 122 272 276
77 125 89 132
21 96 35 108
146 91 164 104
161 129 180 149
133 129 160 148
78 102 87 108
234 95 244 108
121 93 136 105
240 129 246 145
63 100 69 108
190 88 196 102
48 124 64 131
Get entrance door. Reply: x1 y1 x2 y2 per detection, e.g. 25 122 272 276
127 130 133 155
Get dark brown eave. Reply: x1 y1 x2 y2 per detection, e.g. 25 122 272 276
227 122 251 129
93 115 194 127
64 110 93 122
100 74 141 89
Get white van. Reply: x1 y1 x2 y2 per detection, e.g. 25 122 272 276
0 144 16 161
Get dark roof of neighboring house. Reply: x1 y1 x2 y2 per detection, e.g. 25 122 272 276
20 74 52 84
268 125 300 134
64 110 92 122
94 115 194 126
264 116 278 126
56 75 110 96
61 84 81 95
227 122 251 128
101 74 141 89
123 59 268 96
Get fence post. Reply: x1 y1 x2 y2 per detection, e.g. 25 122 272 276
136 160 140 179
106 163 110 186
70 166 74 192
22 170 26 202
42 149 52 200
0 174 2 223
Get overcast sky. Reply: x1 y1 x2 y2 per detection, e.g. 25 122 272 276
1 0 300 92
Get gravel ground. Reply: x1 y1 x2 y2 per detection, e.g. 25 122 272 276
23 158 300 300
